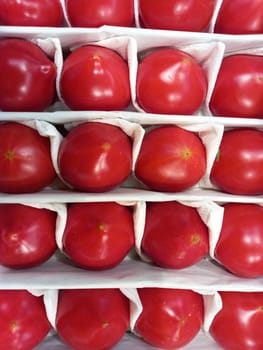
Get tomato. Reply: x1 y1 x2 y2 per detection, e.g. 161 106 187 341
135 125 206 192
62 202 135 269
0 204 57 269
0 38 56 112
214 203 263 278
210 291 263 350
60 45 131 111
214 0 263 34
56 289 130 350
0 122 56 194
139 0 215 31
65 0 134 27
210 128 263 195
0 289 51 350
136 48 208 115
141 201 209 269
135 288 204 349
209 54 263 118
0 0 64 26
58 122 132 192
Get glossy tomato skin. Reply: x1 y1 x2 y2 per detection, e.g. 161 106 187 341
139 0 215 31
215 203 263 278
63 202 135 269
209 54 263 118
58 122 132 192
0 290 51 350
214 0 263 34
60 45 131 110
56 289 130 350
136 48 208 115
210 128 263 195
0 0 64 26
142 201 209 269
0 122 56 193
135 288 204 349
65 0 134 27
135 125 206 192
0 204 57 269
210 291 263 350
0 38 56 112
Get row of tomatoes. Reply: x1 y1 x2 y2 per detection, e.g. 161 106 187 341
1 36 263 119
0 0 263 35
2 199 263 280
0 120 263 196
3 287 263 350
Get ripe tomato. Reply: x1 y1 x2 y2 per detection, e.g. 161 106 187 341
210 128 263 195
62 202 135 269
141 201 209 269
136 48 208 115
135 288 204 349
56 289 130 350
0 122 56 193
60 45 131 110
214 203 263 278
65 0 134 27
0 38 56 112
0 290 51 350
0 0 64 26
139 0 215 31
210 291 263 349
214 0 263 34
209 54 263 118
58 122 132 192
135 125 206 192
0 204 57 269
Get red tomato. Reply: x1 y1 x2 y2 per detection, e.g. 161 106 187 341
0 122 56 193
0 290 51 350
136 48 208 115
56 289 130 350
214 0 263 34
58 122 132 192
135 288 204 349
210 128 263 195
209 54 263 118
0 38 56 112
62 202 135 269
60 45 131 110
210 291 263 350
139 0 215 31
214 203 263 278
0 0 64 26
135 125 206 192
0 204 57 269
65 0 134 27
142 201 209 269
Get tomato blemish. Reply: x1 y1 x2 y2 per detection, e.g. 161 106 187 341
191 233 201 245
9 320 18 332
102 320 110 328
181 148 192 160
98 223 108 233
4 150 15 160
101 142 111 151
